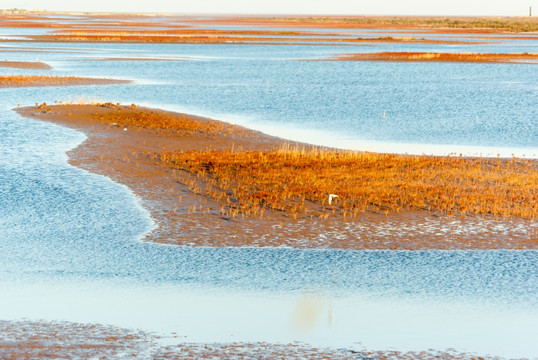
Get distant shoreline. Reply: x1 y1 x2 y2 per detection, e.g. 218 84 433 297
1 11 537 33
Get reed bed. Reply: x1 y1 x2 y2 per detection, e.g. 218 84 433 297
159 145 537 220
336 52 538 63
0 75 129 87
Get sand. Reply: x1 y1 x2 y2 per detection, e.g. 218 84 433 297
16 104 537 250
0 76 131 88
0 60 52 70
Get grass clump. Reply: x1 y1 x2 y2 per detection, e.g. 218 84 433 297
159 145 538 220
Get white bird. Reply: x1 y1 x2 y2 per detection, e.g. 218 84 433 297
382 111 386 119
328 194 338 205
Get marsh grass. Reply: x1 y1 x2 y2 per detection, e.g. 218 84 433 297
159 145 538 220
336 52 538 63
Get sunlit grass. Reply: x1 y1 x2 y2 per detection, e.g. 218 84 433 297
159 145 537 220
336 52 538 63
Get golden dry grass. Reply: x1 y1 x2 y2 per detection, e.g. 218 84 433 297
0 75 129 87
336 52 538 63
159 145 537 220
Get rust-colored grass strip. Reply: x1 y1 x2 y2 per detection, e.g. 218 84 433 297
159 146 537 220
0 75 130 88
335 52 538 63
0 60 52 69
26 33 475 45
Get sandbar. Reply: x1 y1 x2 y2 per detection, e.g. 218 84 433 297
16 104 537 250
0 75 130 88
0 60 52 69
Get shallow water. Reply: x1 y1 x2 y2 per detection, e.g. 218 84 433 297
0 22 537 357
1 32 537 156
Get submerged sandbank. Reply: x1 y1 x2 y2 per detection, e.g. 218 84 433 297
0 60 52 69
16 103 537 250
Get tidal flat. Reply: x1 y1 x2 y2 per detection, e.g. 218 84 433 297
1 12 537 359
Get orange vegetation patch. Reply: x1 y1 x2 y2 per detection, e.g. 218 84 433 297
48 28 477 45
0 60 52 69
0 75 130 88
16 104 537 250
26 33 475 45
335 52 538 63
161 146 537 220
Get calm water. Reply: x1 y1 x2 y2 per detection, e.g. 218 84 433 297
1 32 537 156
0 23 537 357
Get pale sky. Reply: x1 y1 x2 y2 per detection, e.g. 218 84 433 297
2 0 536 16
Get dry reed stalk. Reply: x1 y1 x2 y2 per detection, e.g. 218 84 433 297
159 145 537 219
